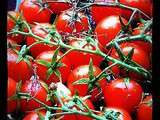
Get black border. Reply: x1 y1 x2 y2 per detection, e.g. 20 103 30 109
0 0 7 119
0 0 160 119
153 0 160 119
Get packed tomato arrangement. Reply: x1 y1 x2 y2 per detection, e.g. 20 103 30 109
7 0 152 120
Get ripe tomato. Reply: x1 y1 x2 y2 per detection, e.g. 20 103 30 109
55 10 89 34
35 50 71 84
103 78 143 113
23 111 46 120
132 23 152 54
95 15 128 49
66 38 103 69
136 95 152 120
90 0 121 24
7 77 17 113
104 107 132 120
7 11 24 44
57 98 94 120
7 48 33 82
109 42 150 80
67 65 107 102
26 23 57 58
119 0 152 19
19 0 52 24
47 0 72 14
20 80 51 112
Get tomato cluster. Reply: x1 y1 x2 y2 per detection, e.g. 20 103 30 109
7 0 152 120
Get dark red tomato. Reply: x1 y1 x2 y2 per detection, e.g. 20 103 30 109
103 78 143 113
26 23 57 58
55 10 89 34
57 98 94 120
20 80 51 112
7 11 24 44
8 48 33 82
109 42 150 80
132 23 152 54
35 50 71 84
90 0 121 25
67 65 107 102
66 38 103 69
95 15 128 49
104 107 132 120
23 111 46 120
137 95 152 120
47 0 72 14
7 38 20 51
19 0 52 24
119 0 152 20
7 77 17 113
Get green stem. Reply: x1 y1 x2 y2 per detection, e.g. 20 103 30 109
106 34 152 47
17 92 106 120
11 29 151 79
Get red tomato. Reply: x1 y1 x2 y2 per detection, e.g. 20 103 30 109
7 77 17 113
55 10 89 34
26 23 57 58
103 78 143 113
109 42 150 80
23 111 46 120
35 50 71 84
47 1 72 14
19 0 52 24
136 95 152 120
7 48 33 82
95 15 128 49
90 0 121 24
20 80 51 112
7 11 24 44
57 98 94 120
66 38 103 69
132 23 152 54
104 107 132 120
67 65 107 102
119 0 152 19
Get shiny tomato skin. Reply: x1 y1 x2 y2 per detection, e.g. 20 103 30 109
90 0 121 25
20 80 51 112
109 43 150 80
23 111 46 120
26 23 57 58
66 39 103 69
7 77 17 113
67 65 107 101
136 95 152 120
104 107 132 120
55 10 89 34
19 0 52 24
103 78 143 113
95 15 128 49
35 50 71 84
7 11 24 44
7 49 33 82
119 0 152 19
48 1 72 14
